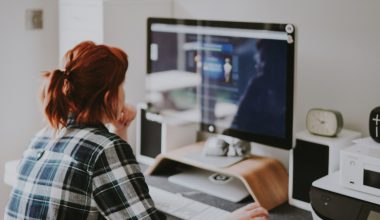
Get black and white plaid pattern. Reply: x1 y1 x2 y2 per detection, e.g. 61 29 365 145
5 119 164 219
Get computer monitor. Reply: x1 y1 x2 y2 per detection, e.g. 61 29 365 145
146 18 295 150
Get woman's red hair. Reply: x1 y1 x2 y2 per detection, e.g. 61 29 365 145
42 41 128 129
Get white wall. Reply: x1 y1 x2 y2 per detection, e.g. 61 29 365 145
173 0 380 167
0 0 58 214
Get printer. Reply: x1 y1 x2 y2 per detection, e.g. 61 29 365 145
340 138 380 196
310 171 380 220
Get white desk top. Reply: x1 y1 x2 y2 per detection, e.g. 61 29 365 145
4 160 19 186
312 171 380 205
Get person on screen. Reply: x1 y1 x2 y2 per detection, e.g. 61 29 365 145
5 41 268 220
194 53 203 73
231 39 287 137
224 57 233 83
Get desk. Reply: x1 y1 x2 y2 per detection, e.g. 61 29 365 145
142 163 312 220
4 160 312 219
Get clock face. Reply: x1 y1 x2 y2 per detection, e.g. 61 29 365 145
306 109 341 136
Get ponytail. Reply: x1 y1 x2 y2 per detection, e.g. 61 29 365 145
42 69 70 129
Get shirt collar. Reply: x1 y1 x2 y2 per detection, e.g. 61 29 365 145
66 115 108 131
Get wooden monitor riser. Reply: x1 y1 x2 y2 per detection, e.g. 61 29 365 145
145 142 288 210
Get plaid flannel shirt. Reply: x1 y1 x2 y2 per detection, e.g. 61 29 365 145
5 119 164 220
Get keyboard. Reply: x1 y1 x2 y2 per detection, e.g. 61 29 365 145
149 185 231 219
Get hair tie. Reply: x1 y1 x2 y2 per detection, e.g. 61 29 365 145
62 69 71 81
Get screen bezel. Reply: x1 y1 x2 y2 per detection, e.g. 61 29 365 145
147 17 295 150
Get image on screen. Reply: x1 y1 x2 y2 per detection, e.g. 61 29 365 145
146 19 294 149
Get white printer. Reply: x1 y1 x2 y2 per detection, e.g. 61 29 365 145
340 138 380 196
310 171 380 220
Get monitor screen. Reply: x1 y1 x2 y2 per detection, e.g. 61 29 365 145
146 18 295 149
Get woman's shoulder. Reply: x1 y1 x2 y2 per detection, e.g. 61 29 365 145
70 126 133 159
84 127 130 148
30 125 131 154
87 129 136 171
35 126 133 167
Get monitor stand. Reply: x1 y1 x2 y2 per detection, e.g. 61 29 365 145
145 142 289 210
171 136 251 202
168 167 250 202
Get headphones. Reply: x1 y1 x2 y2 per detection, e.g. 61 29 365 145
202 136 251 157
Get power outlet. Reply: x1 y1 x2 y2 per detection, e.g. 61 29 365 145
26 9 43 30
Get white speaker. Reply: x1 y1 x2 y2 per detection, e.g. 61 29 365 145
289 129 361 211
136 103 198 165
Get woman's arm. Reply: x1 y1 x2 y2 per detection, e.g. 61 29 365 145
110 104 136 142
92 140 165 219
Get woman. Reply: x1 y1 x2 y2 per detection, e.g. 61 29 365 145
5 41 269 220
